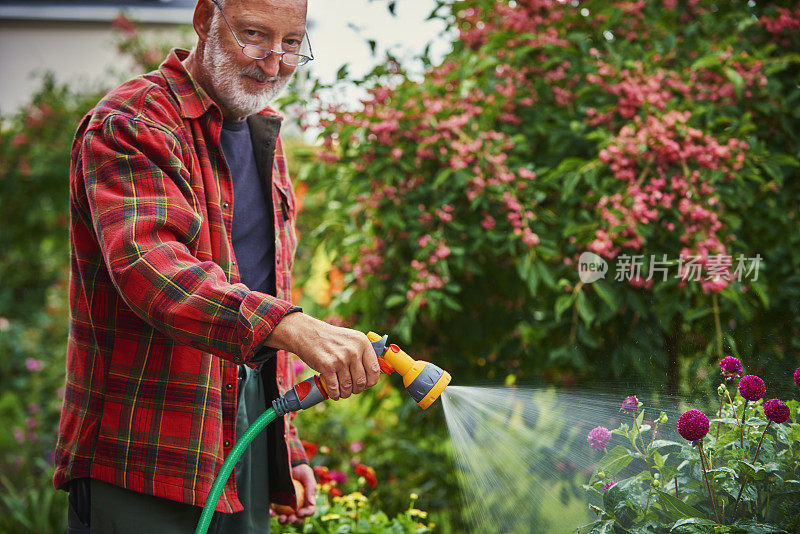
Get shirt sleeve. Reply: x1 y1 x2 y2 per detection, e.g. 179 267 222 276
79 112 292 365
288 422 309 466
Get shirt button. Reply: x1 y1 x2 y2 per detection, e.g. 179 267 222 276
225 382 233 390
222 202 230 210
224 440 231 448
241 336 248 344
232 260 236 266
278 378 283 387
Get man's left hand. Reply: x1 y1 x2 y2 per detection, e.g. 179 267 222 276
273 463 317 525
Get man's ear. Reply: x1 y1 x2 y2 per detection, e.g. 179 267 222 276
193 0 214 41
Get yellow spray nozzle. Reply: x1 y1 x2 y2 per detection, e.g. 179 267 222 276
367 332 451 409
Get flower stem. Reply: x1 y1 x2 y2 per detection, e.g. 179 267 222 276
697 442 720 523
732 422 771 520
674 475 679 498
715 378 728 440
740 400 748 448
632 412 653 474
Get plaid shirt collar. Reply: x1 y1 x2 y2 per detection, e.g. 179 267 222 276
159 48 284 121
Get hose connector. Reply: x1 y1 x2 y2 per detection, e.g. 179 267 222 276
272 375 329 416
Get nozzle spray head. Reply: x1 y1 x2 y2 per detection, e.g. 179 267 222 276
367 332 451 409
272 332 452 416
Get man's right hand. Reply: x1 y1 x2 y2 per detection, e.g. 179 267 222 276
265 313 381 400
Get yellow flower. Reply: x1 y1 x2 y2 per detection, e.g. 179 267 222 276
321 513 340 521
349 491 367 502
408 508 428 519
410 492 419 500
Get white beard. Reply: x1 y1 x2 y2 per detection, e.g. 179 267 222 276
202 17 293 117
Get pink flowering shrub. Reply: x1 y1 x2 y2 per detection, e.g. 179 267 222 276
291 0 800 390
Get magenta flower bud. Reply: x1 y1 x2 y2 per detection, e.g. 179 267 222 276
738 375 766 401
794 367 800 388
678 409 710 442
587 426 612 451
764 399 790 424
719 356 743 378
621 395 640 413
602 480 617 492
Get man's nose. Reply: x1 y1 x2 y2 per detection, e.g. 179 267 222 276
256 51 282 78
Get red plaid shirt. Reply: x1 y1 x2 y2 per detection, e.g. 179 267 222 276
54 48 308 512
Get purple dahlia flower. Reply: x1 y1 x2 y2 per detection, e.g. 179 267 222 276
794 367 800 389
719 356 743 378
621 395 640 413
764 399 790 424
678 409 710 442
587 426 612 451
738 375 766 401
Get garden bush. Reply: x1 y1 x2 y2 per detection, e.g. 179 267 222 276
297 0 800 400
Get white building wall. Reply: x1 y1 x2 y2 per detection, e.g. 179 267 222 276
0 19 188 115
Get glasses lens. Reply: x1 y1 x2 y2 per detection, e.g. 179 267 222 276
242 45 270 59
282 53 303 66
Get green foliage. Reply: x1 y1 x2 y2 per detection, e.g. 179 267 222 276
272 490 433 533
0 76 104 534
580 372 800 533
296 0 800 400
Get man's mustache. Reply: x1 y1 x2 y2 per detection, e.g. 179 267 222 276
241 67 280 83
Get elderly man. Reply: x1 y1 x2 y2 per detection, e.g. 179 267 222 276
54 0 381 532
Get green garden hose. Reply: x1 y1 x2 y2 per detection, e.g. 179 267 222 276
193 333 451 534
194 406 278 534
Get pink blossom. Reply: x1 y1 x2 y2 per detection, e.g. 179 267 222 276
25 358 44 372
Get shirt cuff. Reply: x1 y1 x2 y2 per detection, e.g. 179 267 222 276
248 305 303 366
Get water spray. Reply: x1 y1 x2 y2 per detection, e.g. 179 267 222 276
194 332 451 534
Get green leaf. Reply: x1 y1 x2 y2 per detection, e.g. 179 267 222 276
555 293 574 321
669 517 719 531
732 520 789 533
594 446 633 478
657 490 706 521
384 294 406 308
576 290 595 326
651 440 683 449
592 280 619 312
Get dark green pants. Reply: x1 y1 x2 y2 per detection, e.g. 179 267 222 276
68 364 270 534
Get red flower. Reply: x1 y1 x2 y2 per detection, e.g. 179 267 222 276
301 440 318 459
328 487 342 497
313 465 334 485
678 409 709 442
354 463 377 488
764 399 790 424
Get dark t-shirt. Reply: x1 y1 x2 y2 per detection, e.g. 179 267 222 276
220 117 276 296
220 117 274 532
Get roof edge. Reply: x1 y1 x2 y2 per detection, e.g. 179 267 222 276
0 6 193 24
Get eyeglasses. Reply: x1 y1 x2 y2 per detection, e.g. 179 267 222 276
210 0 314 66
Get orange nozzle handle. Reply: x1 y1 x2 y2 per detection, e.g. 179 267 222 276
378 358 395 374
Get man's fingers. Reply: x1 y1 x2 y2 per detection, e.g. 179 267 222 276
363 340 381 388
323 372 340 401
350 358 367 394
337 367 353 399
296 503 316 518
